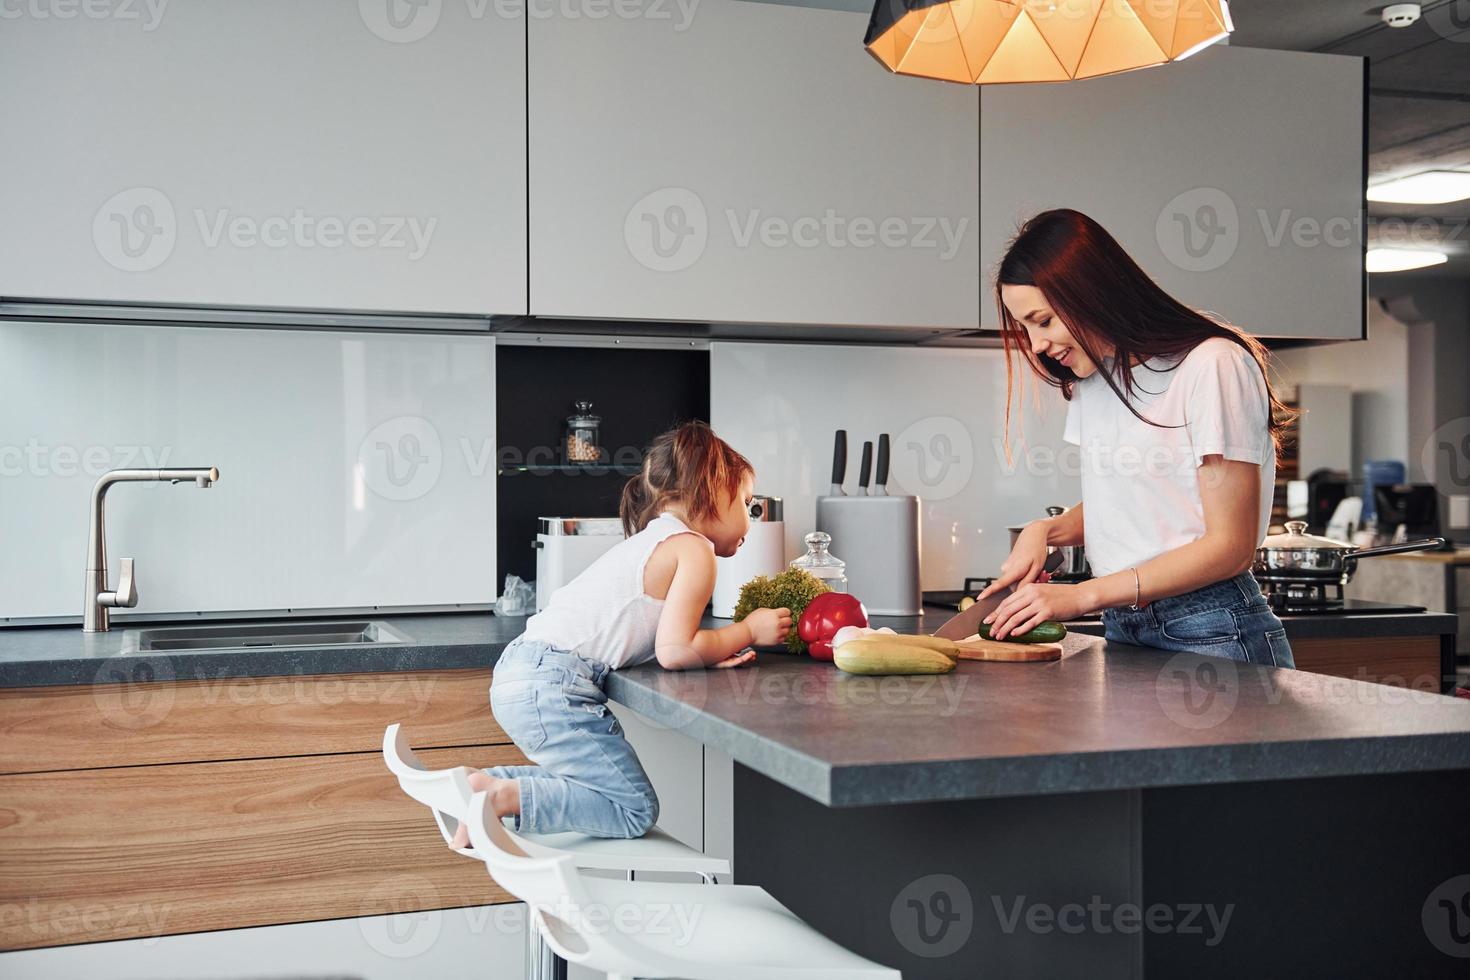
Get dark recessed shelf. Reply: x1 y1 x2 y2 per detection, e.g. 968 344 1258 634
498 464 641 477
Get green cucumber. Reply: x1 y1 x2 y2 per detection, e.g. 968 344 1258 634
979 621 1067 644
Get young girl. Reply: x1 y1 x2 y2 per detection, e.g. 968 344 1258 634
451 421 791 844
979 209 1295 668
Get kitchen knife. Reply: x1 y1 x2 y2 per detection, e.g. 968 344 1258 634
932 551 1067 640
829 430 847 496
933 592 1003 640
873 433 890 496
857 441 873 496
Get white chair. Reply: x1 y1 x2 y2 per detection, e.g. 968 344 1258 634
383 724 729 879
383 723 732 979
463 788 902 980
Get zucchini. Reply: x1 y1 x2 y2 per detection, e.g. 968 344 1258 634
978 621 1068 644
872 634 961 660
834 637 958 675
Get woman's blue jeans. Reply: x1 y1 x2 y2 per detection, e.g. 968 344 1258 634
1103 572 1295 668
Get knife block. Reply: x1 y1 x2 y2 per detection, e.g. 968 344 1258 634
816 494 921 616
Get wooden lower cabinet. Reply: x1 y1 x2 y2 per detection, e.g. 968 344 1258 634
1068 622 1453 691
0 667 506 774
1289 636 1444 692
0 668 524 951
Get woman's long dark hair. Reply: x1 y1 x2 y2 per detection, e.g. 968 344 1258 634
995 208 1292 452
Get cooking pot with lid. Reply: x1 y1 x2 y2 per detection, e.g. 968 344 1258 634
1007 505 1090 580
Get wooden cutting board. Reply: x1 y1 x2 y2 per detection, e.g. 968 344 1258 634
951 636 1064 662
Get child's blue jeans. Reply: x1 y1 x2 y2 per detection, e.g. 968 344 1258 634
484 637 659 839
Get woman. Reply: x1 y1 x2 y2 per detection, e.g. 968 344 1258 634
978 209 1294 668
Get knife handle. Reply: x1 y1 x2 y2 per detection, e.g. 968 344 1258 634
858 441 873 492
875 433 890 487
830 430 847 490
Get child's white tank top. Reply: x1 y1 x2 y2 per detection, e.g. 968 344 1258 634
519 513 711 669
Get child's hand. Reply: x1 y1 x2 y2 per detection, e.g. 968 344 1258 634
712 649 757 669
744 606 793 647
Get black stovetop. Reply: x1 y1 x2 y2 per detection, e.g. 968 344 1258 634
1276 598 1428 617
924 583 1428 619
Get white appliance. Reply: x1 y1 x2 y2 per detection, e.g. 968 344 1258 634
534 517 624 612
712 496 786 619
1326 497 1363 544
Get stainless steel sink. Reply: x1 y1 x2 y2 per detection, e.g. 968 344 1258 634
119 620 411 653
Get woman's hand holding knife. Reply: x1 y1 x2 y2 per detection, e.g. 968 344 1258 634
978 506 1093 640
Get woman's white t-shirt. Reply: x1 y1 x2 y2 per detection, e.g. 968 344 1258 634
1062 337 1276 578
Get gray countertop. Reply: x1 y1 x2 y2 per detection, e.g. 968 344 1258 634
3 607 1467 809
2 614 1470 811
608 624 1470 808
0 612 524 689
0 607 1455 689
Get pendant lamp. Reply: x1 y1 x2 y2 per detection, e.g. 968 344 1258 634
864 0 1234 85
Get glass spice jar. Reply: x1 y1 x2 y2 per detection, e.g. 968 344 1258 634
790 531 848 593
564 401 602 463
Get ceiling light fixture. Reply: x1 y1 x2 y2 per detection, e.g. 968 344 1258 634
1366 170 1470 205
1365 248 1448 273
864 0 1233 85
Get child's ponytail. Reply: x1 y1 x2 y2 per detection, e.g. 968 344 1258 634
619 421 752 537
619 471 660 538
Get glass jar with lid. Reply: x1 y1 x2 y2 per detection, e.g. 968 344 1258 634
564 401 602 464
790 531 847 593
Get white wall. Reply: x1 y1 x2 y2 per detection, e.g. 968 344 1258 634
710 342 1080 588
1274 302 1411 472
0 322 496 621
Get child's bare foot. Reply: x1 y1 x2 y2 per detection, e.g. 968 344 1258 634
448 771 523 850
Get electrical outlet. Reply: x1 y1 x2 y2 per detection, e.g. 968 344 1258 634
1449 495 1470 531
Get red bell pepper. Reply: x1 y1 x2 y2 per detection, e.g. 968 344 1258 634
798 592 869 661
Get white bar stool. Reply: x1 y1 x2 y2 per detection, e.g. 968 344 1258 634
383 724 730 978
463 788 903 980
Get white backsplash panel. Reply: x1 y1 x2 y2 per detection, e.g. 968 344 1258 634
0 322 496 621
710 342 1081 590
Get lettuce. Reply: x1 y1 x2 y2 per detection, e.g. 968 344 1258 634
732 568 833 654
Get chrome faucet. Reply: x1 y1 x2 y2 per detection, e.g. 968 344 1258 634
84 467 219 632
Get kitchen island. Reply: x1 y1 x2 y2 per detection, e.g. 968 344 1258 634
608 613 1470 978
2 608 1467 975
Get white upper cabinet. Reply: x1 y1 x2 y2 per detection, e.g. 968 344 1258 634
981 46 1365 341
0 1 526 316
528 0 980 331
